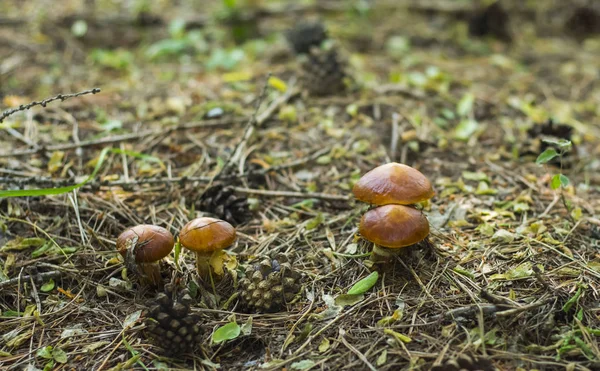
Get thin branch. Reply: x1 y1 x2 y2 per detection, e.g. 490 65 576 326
0 147 331 188
232 187 350 201
0 117 246 158
0 271 62 290
0 88 100 123
214 73 273 182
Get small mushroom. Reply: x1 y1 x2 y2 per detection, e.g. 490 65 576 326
117 225 175 286
353 162 434 206
359 204 430 256
179 217 236 280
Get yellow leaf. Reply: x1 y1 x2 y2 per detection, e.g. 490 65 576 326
3 95 28 107
210 250 234 276
223 71 253 82
384 328 411 343
48 151 65 174
268 76 287 92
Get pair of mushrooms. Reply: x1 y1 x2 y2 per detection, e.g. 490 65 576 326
116 217 236 286
353 162 434 258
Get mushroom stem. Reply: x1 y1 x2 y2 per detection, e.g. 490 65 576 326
137 262 162 287
370 244 398 261
194 251 213 280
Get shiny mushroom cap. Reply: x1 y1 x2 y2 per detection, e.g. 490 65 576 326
353 162 434 205
179 217 236 254
116 225 175 263
359 205 430 248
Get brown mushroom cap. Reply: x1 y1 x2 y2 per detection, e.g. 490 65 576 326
116 225 175 263
179 217 236 254
359 205 430 248
353 162 434 205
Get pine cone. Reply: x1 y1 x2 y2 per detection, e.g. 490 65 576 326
300 45 349 97
239 255 302 312
468 2 511 42
430 354 496 371
145 289 203 355
565 6 600 41
197 184 251 226
286 21 328 55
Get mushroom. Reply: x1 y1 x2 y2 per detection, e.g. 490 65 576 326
359 204 430 257
352 162 434 206
352 162 435 261
117 225 175 286
179 217 236 280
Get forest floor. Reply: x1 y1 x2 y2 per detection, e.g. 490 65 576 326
1 1 600 370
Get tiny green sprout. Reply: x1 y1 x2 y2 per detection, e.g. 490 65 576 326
535 139 572 190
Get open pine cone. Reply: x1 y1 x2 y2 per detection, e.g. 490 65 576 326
286 21 328 55
430 354 496 371
239 254 302 312
300 45 349 97
197 184 251 226
145 288 203 355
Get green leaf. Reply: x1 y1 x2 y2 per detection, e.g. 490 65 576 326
376 349 388 366
536 148 558 165
241 317 253 336
37 346 53 359
40 279 55 292
52 347 67 363
123 310 142 329
0 147 164 198
347 271 379 295
454 119 478 141
550 174 562 190
168 19 187 39
457 93 475 117
212 322 241 344
305 213 324 231
562 285 583 313
43 359 55 371
559 174 570 187
542 138 572 150
1 237 46 252
223 0 237 10
290 360 316 370
334 294 364 306
462 171 489 182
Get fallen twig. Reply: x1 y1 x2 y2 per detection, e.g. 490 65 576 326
0 88 100 123
233 187 350 201
0 271 62 289
0 117 246 158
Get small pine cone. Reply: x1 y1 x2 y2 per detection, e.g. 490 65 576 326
468 2 511 42
430 354 497 371
145 289 203 355
286 21 328 55
239 254 302 312
300 45 349 97
197 184 251 226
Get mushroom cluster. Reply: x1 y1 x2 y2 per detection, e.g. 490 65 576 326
116 217 237 287
352 162 434 259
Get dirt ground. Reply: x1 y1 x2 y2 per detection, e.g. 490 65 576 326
1 0 600 370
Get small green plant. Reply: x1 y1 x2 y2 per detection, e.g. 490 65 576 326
535 138 572 190
536 138 574 221
145 19 207 61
